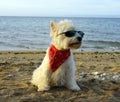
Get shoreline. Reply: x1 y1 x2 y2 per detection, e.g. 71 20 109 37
0 51 120 102
0 50 120 53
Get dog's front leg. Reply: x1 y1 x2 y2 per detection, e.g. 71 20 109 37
66 68 80 91
65 57 80 91
37 69 51 91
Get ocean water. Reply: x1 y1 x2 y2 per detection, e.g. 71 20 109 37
0 16 120 52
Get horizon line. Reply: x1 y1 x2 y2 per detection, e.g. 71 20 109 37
0 15 120 18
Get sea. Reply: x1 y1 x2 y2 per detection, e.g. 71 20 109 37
0 16 120 52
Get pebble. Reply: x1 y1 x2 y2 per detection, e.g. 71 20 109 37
3 74 15 80
112 75 120 80
101 73 106 77
92 72 101 75
79 73 87 78
101 77 106 80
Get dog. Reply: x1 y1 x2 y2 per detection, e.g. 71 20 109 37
31 20 84 91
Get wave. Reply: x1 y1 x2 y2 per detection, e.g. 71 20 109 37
0 41 34 50
85 40 120 46
0 41 16 47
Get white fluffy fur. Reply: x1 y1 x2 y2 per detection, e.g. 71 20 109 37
31 20 82 91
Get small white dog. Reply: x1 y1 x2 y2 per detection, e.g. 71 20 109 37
31 20 84 91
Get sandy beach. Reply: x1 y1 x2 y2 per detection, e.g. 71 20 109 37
0 51 120 102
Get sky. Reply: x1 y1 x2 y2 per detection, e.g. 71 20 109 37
0 0 120 17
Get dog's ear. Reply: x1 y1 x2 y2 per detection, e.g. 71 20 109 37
50 21 58 36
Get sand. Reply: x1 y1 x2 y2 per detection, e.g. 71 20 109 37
0 51 120 102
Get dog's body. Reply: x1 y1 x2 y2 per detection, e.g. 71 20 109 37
31 20 84 91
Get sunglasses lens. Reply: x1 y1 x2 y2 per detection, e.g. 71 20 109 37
65 31 76 37
60 30 84 37
78 31 84 37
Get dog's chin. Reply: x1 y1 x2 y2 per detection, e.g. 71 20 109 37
69 42 82 49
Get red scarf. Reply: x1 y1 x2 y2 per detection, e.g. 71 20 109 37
49 45 70 72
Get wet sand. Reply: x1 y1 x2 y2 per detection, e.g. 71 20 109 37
0 51 120 102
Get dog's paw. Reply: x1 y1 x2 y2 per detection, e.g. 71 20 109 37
37 88 49 92
37 86 50 92
68 85 81 91
73 85 81 91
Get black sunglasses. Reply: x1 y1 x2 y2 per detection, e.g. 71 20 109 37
59 30 85 37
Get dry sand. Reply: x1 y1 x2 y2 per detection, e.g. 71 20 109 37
0 51 120 102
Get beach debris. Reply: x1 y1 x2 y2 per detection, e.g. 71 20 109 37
79 72 120 81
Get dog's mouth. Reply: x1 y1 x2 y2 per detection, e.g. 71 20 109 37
69 42 80 46
69 42 81 49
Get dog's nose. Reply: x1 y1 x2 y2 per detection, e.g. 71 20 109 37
77 37 82 42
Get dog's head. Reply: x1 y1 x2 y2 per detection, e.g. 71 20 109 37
50 20 84 50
